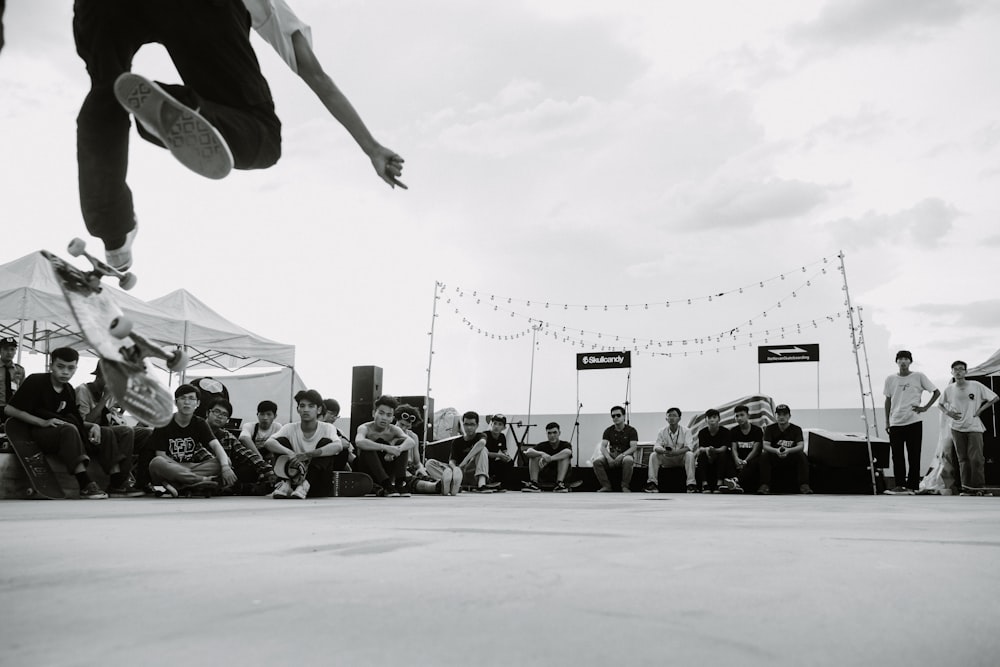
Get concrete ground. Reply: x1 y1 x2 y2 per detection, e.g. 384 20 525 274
1 493 998 667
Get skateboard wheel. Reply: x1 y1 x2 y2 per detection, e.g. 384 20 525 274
110 316 133 339
119 272 138 290
167 348 188 372
68 238 86 257
25 488 35 497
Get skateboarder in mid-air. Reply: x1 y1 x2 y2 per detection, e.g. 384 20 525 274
72 0 406 271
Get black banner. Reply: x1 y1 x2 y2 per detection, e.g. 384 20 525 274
576 351 632 370
757 344 820 364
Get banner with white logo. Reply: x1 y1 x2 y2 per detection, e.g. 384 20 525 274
576 351 631 370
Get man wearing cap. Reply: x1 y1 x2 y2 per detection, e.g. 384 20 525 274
883 350 939 494
483 413 513 489
758 404 812 495
0 337 26 421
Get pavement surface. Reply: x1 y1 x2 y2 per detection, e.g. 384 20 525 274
1 492 999 667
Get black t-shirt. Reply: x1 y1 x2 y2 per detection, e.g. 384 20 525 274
764 423 804 450
482 431 507 454
602 425 638 455
730 424 763 461
534 439 572 456
149 416 216 463
8 373 86 435
698 426 731 451
449 433 485 462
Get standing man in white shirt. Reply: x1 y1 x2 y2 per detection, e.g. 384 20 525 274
883 351 940 494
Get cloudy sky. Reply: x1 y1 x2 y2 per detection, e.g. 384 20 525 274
2 0 999 421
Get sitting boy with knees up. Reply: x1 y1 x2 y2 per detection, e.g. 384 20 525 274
262 389 347 499
238 400 282 463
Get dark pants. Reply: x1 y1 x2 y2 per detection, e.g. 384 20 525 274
73 0 281 245
358 449 409 487
888 422 922 489
737 457 761 493
30 424 90 472
303 454 351 497
759 450 809 488
489 456 515 487
132 426 154 487
695 449 735 490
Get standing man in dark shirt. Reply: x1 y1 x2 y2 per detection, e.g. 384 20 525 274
5 347 138 498
483 413 513 488
730 404 763 493
696 409 735 493
0 337 26 421
592 406 638 492
759 404 813 495
522 422 573 492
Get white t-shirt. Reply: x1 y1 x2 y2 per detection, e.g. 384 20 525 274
884 371 937 427
243 0 313 73
240 420 283 446
942 381 997 433
273 421 340 453
655 424 694 451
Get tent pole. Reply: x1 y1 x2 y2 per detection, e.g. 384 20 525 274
422 281 440 446
856 306 880 437
839 251 879 495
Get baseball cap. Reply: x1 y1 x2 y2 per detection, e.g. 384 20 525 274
490 413 507 425
775 404 791 414
0 337 17 348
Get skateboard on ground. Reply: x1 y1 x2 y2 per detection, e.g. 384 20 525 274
4 419 66 499
960 485 1000 497
273 455 374 497
42 240 187 428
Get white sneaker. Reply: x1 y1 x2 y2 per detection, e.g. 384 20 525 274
290 480 310 499
273 480 292 499
105 225 138 272
113 73 233 179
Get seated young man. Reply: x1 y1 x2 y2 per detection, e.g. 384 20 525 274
148 385 238 497
592 406 638 492
354 395 416 497
521 422 573 492
5 347 140 499
730 404 763 493
425 410 493 494
395 403 440 495
320 398 356 469
645 407 697 493
759 404 812 495
205 398 277 494
76 362 153 491
238 400 282 463
262 389 348 499
695 408 738 493
483 413 513 488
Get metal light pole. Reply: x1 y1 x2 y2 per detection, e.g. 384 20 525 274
525 323 542 444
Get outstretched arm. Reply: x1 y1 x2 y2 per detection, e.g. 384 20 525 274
291 31 406 189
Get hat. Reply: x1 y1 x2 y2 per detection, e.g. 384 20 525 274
0 337 17 348
775 404 791 414
490 413 507 425
273 455 306 481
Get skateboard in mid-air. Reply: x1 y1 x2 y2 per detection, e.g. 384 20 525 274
41 239 187 427
273 455 374 497
4 419 67 499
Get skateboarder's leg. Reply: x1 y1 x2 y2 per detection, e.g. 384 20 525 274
73 0 147 250
150 0 281 169
30 424 89 472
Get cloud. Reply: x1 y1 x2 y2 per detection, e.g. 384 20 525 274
907 300 1000 329
789 0 978 52
826 198 959 249
801 107 893 150
672 177 834 230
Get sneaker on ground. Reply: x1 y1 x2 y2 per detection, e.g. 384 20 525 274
718 478 744 494
113 73 233 179
108 484 146 498
395 484 411 498
522 481 541 493
80 482 108 499
757 484 771 495
884 486 910 495
472 485 495 494
622 487 632 493
686 484 698 493
644 481 658 493
553 481 569 493
596 487 612 492
185 479 219 495
386 484 401 497
273 480 293 499
105 225 138 272
799 484 814 495
290 480 310 500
